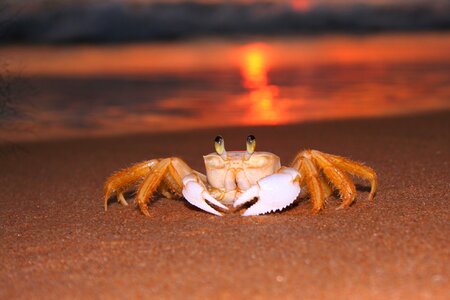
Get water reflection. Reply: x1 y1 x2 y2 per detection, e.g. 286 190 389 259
241 44 270 89
240 43 284 125
0 33 449 141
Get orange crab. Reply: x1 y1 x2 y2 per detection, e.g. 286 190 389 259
104 135 377 216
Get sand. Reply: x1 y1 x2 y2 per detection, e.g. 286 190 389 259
1 111 449 299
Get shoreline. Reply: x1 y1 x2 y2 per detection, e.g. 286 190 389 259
2 108 449 145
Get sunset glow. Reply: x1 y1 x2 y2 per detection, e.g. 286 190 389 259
290 0 310 12
1 34 449 76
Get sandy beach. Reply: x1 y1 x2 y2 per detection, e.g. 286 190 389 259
0 111 449 299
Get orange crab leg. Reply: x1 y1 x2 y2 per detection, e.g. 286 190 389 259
318 173 333 200
323 153 377 200
104 156 204 216
295 156 326 213
136 158 172 217
104 159 159 210
309 150 357 208
136 157 199 216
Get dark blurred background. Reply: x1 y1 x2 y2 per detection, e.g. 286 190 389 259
2 0 450 43
0 0 449 141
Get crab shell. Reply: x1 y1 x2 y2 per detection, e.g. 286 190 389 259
203 151 281 204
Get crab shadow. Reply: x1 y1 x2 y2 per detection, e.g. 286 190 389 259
355 184 371 193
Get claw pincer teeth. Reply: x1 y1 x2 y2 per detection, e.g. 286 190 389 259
181 175 228 216
233 185 260 208
234 168 301 216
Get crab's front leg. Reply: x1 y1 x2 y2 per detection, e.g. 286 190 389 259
233 168 301 216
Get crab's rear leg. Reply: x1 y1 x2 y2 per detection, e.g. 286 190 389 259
104 159 159 210
323 153 377 200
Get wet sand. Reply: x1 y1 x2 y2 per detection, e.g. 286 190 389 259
1 111 449 299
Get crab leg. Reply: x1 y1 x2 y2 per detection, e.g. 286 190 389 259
104 159 159 210
295 156 327 213
136 159 172 216
292 150 378 210
233 168 301 216
318 173 333 200
103 156 227 216
308 150 357 209
322 153 377 200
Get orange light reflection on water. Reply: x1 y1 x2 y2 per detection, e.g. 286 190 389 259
241 43 269 89
240 43 287 125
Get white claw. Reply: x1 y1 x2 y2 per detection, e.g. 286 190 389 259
202 193 228 210
234 168 301 216
233 185 260 207
182 175 228 216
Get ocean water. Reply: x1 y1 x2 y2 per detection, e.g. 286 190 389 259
0 33 449 141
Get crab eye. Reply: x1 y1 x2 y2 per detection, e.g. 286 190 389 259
246 134 256 154
214 135 225 155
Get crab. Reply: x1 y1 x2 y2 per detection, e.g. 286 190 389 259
104 135 377 216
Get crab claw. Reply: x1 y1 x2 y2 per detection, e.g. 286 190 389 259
182 174 228 216
233 168 301 216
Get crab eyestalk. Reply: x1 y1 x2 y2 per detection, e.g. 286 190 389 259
214 135 227 158
246 135 256 155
